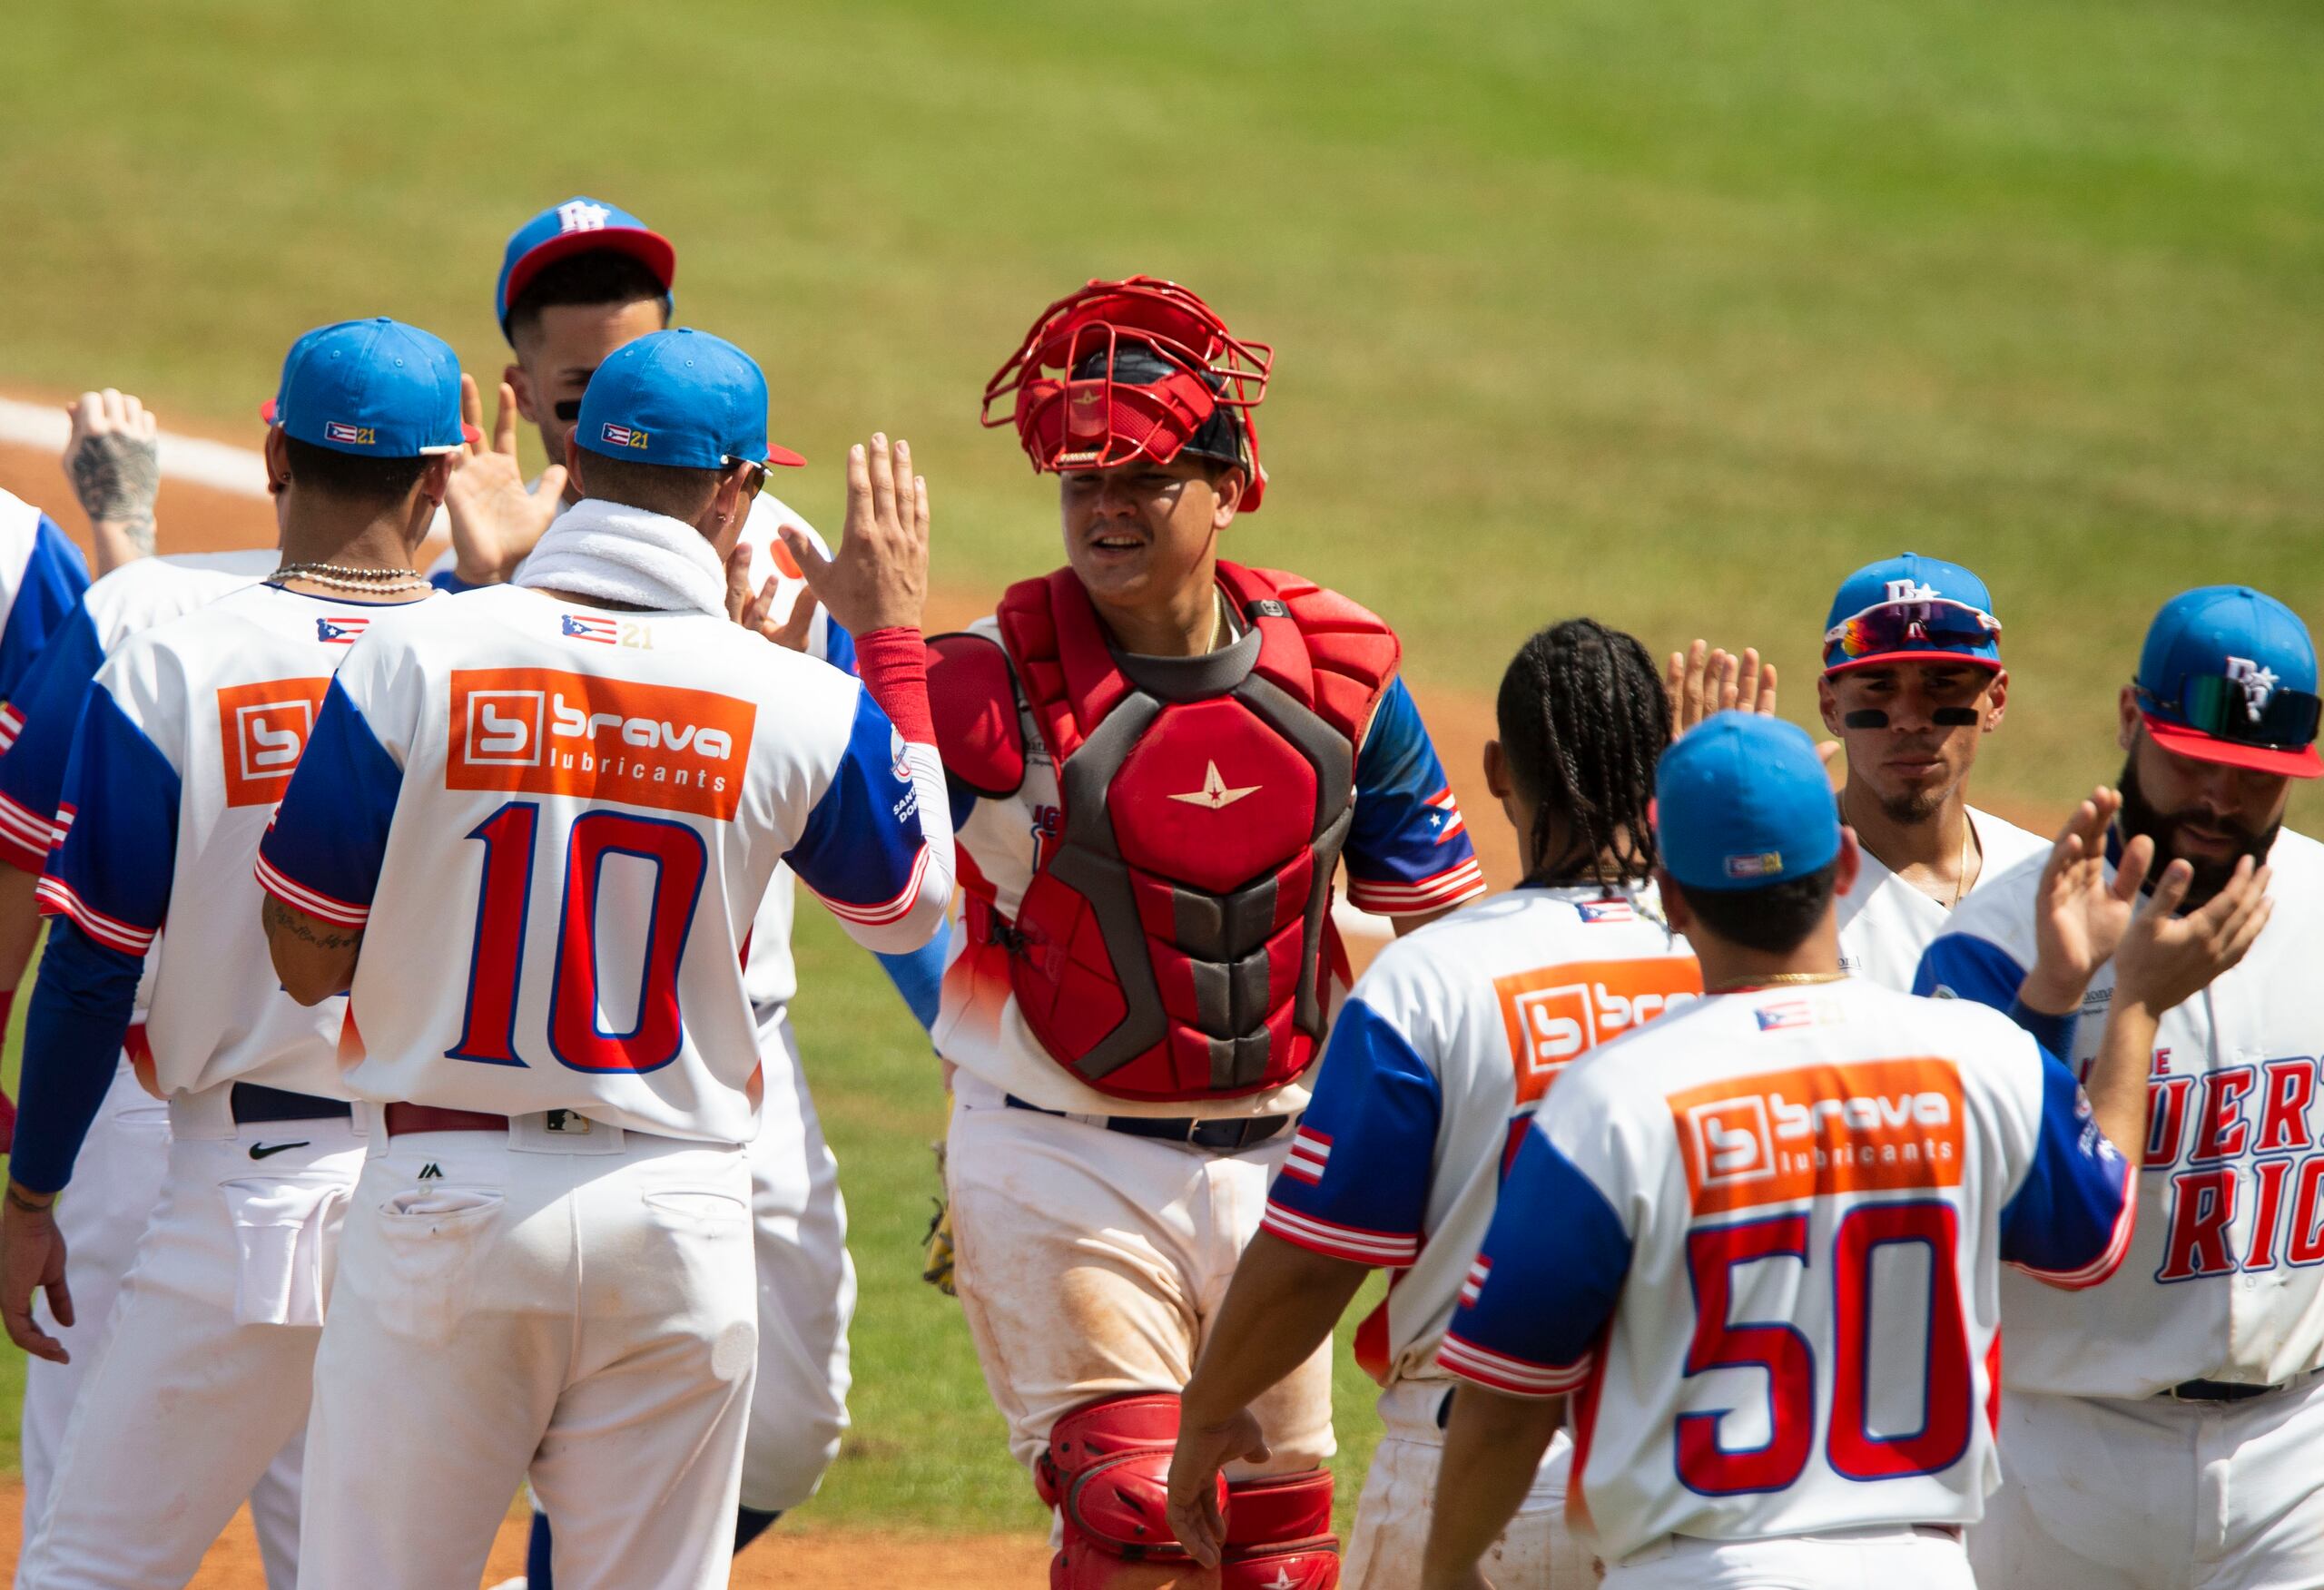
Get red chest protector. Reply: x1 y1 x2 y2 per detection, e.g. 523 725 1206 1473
939 562 1398 1104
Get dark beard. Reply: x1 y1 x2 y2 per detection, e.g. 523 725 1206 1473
2117 756 2280 908
1874 783 1949 827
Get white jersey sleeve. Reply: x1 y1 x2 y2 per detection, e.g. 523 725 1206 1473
1260 886 1699 1383
254 584 951 1143
1440 980 2132 1559
1837 806 2050 990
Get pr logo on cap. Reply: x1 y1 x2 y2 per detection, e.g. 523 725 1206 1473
599 423 649 451
2225 657 2279 722
556 201 611 234
1724 850 1785 880
323 422 377 447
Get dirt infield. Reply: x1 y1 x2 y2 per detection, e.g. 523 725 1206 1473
0 1480 1050 1587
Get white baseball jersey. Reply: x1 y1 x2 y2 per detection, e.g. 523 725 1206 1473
1916 828 2324 1397
934 612 1485 1120
35 583 431 1100
0 549 276 874
0 487 93 728
254 580 953 1144
1443 979 2133 1561
1837 806 2048 990
1261 885 1699 1383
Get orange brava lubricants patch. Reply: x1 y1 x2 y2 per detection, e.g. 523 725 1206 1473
216 677 331 808
446 668 757 820
1494 957 1705 1105
1670 1055 1966 1215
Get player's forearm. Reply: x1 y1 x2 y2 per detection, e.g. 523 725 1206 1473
1180 1232 1370 1431
2083 993 2162 1169
10 922 141 1195
1421 1385 1565 1590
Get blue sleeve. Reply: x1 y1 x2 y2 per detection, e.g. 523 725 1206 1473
1916 930 2078 1054
428 568 487 594
1259 997 1441 1266
874 929 949 1032
784 688 934 924
37 687 177 957
9 922 142 1194
1999 1047 2134 1288
254 679 403 928
1343 678 1485 916
0 518 91 707
816 617 858 678
1437 1126 1632 1395
0 604 103 873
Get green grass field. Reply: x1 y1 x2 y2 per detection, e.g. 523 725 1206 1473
5 0 2324 1542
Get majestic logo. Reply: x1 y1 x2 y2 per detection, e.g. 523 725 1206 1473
1493 957 1702 1103
556 200 612 233
448 667 755 820
217 677 330 808
1671 1058 1966 1213
1167 761 1260 810
1884 577 1940 604
316 616 369 644
322 421 376 447
598 422 649 451
561 614 619 646
2225 656 2280 723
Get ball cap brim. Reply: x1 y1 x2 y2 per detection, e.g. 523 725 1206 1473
2142 713 2324 780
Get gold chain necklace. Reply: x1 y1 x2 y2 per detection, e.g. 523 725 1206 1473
1706 970 1849 995
267 563 431 594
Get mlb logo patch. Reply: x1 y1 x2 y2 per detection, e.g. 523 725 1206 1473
323 421 377 447
316 616 369 644
1723 849 1784 880
599 422 649 451
561 614 619 645
1576 898 1635 924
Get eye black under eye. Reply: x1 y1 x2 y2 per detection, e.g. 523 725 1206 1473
553 399 583 422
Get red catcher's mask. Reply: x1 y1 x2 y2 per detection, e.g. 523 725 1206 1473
981 276 1273 512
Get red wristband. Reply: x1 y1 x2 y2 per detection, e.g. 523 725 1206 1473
853 626 936 747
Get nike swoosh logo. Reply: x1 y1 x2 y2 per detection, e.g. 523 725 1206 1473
248 1141 310 1161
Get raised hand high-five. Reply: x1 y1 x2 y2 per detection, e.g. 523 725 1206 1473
1667 640 1777 738
779 434 928 636
2017 788 2147 1017
445 374 568 585
723 543 819 652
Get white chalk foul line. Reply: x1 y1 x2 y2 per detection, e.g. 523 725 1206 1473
0 396 269 500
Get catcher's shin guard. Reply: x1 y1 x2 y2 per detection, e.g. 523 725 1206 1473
1222 1468 1339 1587
1038 1393 1223 1587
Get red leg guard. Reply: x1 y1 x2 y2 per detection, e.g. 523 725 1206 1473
1037 1393 1226 1589
1222 1468 1339 1587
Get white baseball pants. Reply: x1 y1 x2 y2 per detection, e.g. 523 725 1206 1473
1971 1380 2324 1589
1343 1379 1591 1588
15 1085 359 1590
296 1120 756 1590
1605 1525 1974 1589
945 1077 1334 1477
738 1009 855 1513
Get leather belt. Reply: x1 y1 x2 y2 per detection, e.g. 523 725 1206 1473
230 1083 350 1125
383 1103 510 1137
1002 1095 1295 1153
2163 1369 2324 1404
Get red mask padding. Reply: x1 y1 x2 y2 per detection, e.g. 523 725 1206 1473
983 276 1273 512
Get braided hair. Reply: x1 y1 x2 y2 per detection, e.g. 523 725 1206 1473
1495 617 1669 888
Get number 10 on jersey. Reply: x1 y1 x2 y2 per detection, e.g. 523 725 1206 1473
449 800 709 1073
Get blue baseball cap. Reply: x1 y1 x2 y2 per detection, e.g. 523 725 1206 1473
260 318 477 457
1821 553 2003 675
1657 712 1843 891
574 329 805 471
496 196 675 338
2134 585 2323 780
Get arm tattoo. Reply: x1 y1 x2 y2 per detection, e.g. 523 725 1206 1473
67 433 160 553
262 895 363 953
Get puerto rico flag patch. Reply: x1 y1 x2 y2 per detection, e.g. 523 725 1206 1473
561 613 619 645
323 421 377 447
316 616 369 644
599 422 649 451
1576 898 1636 924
